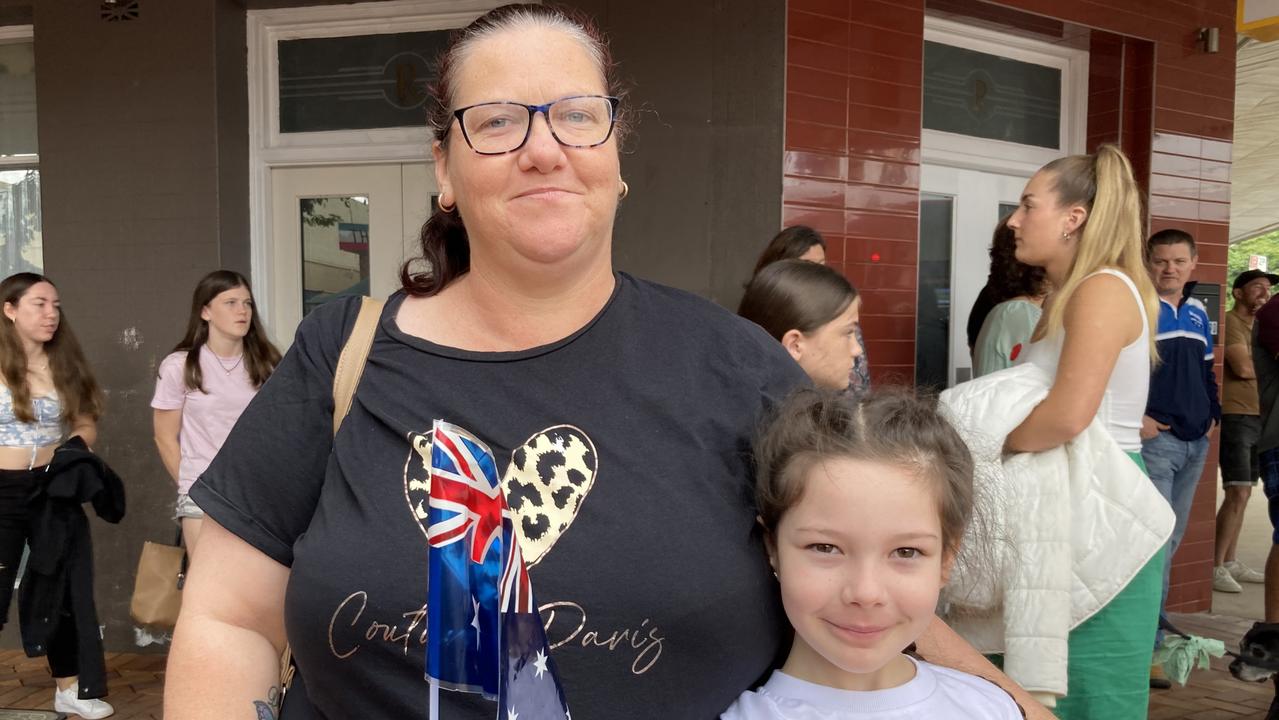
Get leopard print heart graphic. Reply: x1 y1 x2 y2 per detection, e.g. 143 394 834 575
404 424 598 567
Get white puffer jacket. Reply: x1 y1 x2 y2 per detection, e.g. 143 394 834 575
938 363 1173 699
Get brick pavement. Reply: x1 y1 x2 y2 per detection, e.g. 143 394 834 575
0 649 162 720
1152 612 1276 719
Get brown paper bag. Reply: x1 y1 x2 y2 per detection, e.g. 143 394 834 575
129 538 185 629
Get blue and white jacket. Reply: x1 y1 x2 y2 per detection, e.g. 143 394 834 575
1146 282 1221 441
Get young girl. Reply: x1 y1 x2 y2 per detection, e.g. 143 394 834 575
738 259 863 391
152 270 280 553
748 228 871 396
0 273 113 719
723 389 1021 719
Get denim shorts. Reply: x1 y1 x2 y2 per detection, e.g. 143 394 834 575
1221 414 1262 487
1261 448 1279 544
174 492 205 520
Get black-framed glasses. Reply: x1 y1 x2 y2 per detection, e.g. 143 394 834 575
451 95 619 155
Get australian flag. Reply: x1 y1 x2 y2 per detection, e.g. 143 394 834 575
425 420 571 719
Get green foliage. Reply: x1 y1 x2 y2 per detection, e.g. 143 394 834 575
1226 230 1279 311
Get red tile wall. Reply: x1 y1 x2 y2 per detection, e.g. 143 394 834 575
1147 133 1233 614
784 0 1237 612
784 0 925 386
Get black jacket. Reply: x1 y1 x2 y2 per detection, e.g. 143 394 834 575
19 435 125 700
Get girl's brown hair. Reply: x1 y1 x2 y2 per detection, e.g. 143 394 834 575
754 388 974 559
0 273 103 424
738 259 857 341
751 225 826 277
403 3 630 297
169 270 280 393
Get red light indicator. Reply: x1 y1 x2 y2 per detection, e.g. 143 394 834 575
870 252 881 263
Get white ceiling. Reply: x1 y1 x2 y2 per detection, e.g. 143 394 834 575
1231 38 1279 243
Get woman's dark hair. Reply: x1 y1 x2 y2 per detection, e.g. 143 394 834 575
754 388 975 559
985 217 1048 304
738 259 857 341
170 270 281 393
403 3 630 297
0 273 103 423
751 225 826 277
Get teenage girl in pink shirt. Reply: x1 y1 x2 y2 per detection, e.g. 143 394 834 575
152 271 280 553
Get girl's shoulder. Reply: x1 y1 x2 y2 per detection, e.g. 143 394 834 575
158 350 190 372
921 661 1025 718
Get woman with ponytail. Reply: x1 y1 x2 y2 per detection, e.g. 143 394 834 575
1002 145 1162 717
151 270 279 555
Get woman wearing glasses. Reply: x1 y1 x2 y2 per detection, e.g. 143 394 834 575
165 5 809 719
166 5 1050 719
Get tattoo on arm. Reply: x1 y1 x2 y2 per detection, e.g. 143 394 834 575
253 685 281 720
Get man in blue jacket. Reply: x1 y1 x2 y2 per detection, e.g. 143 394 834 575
1140 229 1220 676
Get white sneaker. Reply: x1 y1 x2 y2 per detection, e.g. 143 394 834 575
53 682 114 719
1214 564 1243 593
1226 559 1266 584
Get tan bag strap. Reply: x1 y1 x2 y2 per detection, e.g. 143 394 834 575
282 295 383 698
331 296 384 436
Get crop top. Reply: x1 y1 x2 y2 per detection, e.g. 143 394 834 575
0 384 65 447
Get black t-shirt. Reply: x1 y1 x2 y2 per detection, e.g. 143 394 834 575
191 273 809 719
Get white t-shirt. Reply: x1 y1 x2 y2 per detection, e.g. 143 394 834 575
151 347 260 494
721 657 1023 720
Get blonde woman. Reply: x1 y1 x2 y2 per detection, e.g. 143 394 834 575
1003 145 1160 718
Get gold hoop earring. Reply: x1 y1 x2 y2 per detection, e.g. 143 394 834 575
438 197 455 213
618 181 629 200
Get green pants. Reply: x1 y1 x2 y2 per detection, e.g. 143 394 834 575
992 451 1164 719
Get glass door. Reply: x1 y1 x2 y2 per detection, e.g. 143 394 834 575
917 165 1028 388
268 163 435 345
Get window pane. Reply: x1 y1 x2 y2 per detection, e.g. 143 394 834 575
923 41 1061 149
301 196 369 316
0 169 42 275
0 41 38 156
278 31 451 134
916 193 953 390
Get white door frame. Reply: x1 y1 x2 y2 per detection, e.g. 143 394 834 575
0 25 38 170
920 166 1030 386
921 15 1089 175
918 16 1088 386
246 0 503 332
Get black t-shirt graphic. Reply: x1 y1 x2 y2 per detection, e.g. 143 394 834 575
192 274 809 719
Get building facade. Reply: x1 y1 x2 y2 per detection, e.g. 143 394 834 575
0 0 1236 650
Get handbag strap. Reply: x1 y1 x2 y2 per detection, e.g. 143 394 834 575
283 295 384 698
332 296 384 436
175 525 188 588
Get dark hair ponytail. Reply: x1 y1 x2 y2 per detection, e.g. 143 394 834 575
400 206 471 297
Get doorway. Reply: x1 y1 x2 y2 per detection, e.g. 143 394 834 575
267 163 435 344
916 166 1027 389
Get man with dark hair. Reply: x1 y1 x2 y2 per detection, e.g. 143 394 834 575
1216 268 1279 592
1140 229 1220 686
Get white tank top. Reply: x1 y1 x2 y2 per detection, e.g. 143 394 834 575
1017 268 1150 452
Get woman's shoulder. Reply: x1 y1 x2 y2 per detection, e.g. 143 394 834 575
289 295 370 358
622 273 779 344
620 274 807 378
991 298 1041 317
